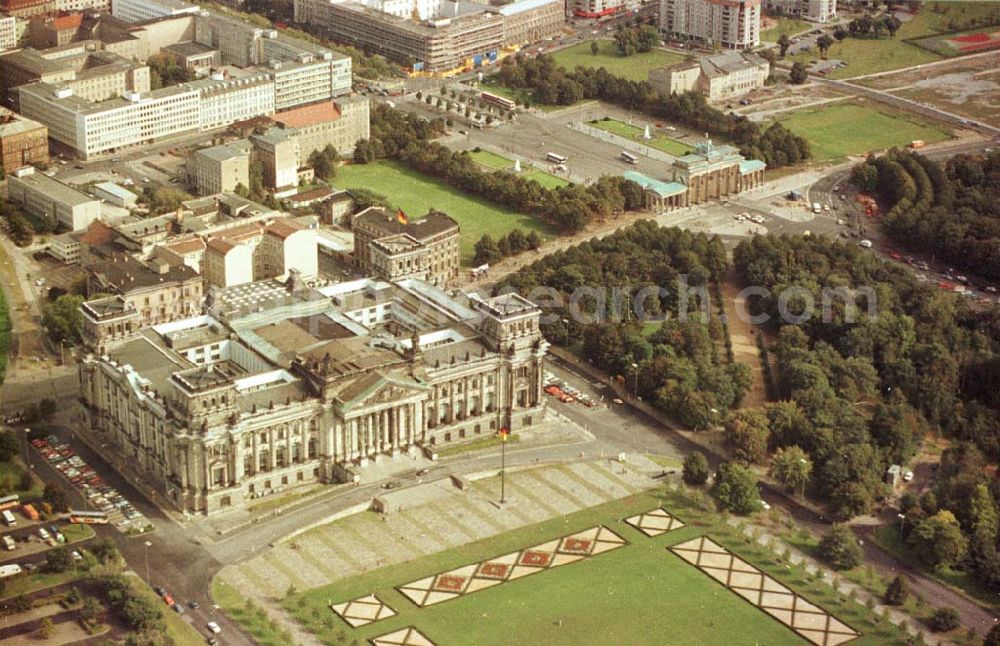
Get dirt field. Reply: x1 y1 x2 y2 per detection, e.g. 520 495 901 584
850 52 1000 127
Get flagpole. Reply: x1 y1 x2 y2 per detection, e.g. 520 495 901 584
501 431 506 504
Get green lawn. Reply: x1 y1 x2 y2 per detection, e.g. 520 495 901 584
0 460 43 500
269 487 905 646
552 40 685 82
213 579 290 646
126 576 206 646
467 150 570 189
588 119 695 157
771 102 951 162
332 161 555 264
434 432 519 458
787 1 1000 78
761 17 814 42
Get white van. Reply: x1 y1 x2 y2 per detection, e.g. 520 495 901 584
1 510 15 526
2 536 15 551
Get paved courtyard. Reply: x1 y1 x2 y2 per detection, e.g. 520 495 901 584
216 460 656 603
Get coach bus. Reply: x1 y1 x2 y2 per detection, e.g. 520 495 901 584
621 151 638 165
481 91 516 111
546 152 567 164
0 495 19 512
69 510 109 525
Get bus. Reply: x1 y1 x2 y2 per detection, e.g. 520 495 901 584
481 91 516 111
0 495 19 512
69 510 109 525
546 152 567 164
621 151 638 165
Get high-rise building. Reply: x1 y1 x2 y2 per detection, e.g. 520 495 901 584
0 16 19 52
763 0 836 23
661 0 761 50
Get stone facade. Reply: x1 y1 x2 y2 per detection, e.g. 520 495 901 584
0 109 49 172
78 279 547 515
352 207 460 288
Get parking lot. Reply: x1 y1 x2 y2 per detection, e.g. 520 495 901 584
29 435 152 534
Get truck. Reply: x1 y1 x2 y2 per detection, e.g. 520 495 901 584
812 202 821 214
21 504 38 521
909 140 926 149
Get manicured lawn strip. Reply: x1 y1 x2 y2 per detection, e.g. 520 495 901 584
126 575 206 646
212 579 291 646
275 485 904 645
247 485 321 514
467 149 512 170
588 119 695 156
0 570 82 601
434 433 519 458
871 525 1000 611
787 2 1000 79
59 523 95 543
467 150 570 189
477 80 564 112
0 459 44 499
331 161 555 264
761 17 814 42
551 40 686 82
770 102 951 161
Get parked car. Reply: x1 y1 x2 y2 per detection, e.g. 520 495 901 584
207 621 222 634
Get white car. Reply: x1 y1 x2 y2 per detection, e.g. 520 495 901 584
903 471 914 482
858 239 873 249
759 500 771 511
207 621 222 634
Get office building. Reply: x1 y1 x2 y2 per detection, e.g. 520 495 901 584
294 0 561 73
1 0 55 18
110 0 199 23
189 140 252 195
763 0 836 23
648 50 769 101
48 232 82 263
269 95 369 161
56 0 112 11
353 207 460 287
78 275 547 515
661 0 760 50
250 127 299 190
0 108 49 172
6 165 102 230
0 16 20 52
182 72 275 131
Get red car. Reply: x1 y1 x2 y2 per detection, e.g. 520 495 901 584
163 594 174 606
889 252 902 260
543 385 562 396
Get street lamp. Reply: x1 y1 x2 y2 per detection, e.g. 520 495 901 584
630 363 639 399
560 318 569 347
498 427 510 505
897 513 906 538
144 540 152 586
23 428 31 471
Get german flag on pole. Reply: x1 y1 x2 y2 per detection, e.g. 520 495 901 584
498 427 510 442
396 208 408 225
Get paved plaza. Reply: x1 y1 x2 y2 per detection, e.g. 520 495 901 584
330 594 397 628
371 626 436 646
671 536 860 646
216 460 655 603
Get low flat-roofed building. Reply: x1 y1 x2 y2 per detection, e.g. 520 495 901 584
162 40 220 72
7 165 102 230
0 108 49 172
648 51 769 102
48 232 82 263
93 181 139 208
79 275 548 515
189 139 252 195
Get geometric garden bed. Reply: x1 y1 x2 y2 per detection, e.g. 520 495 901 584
397 526 626 608
671 536 860 646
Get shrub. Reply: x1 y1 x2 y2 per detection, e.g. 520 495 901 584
927 607 960 632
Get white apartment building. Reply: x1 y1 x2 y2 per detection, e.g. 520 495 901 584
18 82 200 158
0 17 18 53
56 0 111 12
661 0 761 50
183 72 275 131
764 0 836 23
111 0 199 23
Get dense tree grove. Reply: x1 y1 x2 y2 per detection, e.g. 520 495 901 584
505 221 749 428
472 229 542 266
612 24 660 56
851 148 1000 280
363 105 645 233
733 234 1000 586
847 14 901 38
494 55 810 169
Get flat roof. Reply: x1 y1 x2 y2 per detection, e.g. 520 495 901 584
622 171 688 198
94 182 138 201
164 41 217 58
10 170 99 207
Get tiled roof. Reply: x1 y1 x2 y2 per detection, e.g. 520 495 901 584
273 101 341 128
